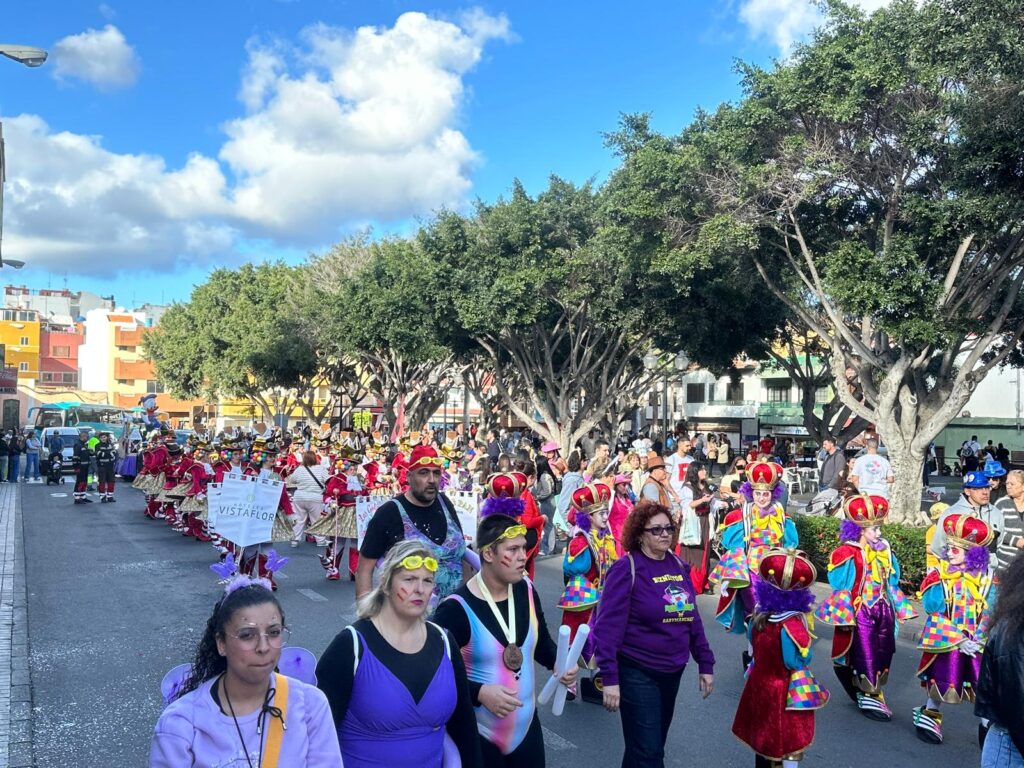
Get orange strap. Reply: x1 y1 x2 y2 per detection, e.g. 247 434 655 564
262 673 289 768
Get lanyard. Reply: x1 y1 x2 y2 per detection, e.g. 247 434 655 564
475 573 516 645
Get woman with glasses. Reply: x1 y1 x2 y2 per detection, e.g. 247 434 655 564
316 539 482 768
592 500 716 768
150 578 341 767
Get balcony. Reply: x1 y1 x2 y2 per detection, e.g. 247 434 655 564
114 358 154 380
114 326 144 347
758 402 824 424
681 399 758 419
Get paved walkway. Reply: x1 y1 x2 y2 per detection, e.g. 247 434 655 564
0 482 32 768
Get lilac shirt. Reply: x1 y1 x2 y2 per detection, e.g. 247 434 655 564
593 550 715 686
150 675 342 767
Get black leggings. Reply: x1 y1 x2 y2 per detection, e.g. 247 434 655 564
480 713 545 768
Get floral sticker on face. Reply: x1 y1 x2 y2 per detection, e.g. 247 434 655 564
662 584 694 615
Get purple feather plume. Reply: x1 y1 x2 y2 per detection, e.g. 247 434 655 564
965 545 989 575
840 519 863 543
754 577 816 614
481 495 525 518
574 510 592 534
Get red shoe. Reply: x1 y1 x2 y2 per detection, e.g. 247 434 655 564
326 567 341 581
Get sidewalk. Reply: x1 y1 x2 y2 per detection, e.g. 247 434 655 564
0 482 32 768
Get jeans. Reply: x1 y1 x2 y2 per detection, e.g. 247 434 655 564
617 657 683 768
983 726 1024 768
24 453 39 480
8 455 20 483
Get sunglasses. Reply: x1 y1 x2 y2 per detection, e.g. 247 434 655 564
398 555 438 572
644 524 677 537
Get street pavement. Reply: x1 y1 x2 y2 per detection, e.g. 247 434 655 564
21 483 985 768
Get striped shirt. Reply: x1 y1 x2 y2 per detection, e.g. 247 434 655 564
994 496 1024 575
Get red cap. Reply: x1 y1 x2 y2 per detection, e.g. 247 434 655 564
758 548 817 590
571 482 612 513
747 461 783 490
943 512 993 548
843 494 889 527
407 445 444 472
486 472 528 499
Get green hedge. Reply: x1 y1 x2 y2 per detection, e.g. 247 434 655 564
791 515 928 593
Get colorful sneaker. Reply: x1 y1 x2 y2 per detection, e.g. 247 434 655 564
326 567 341 581
913 706 943 744
857 692 892 721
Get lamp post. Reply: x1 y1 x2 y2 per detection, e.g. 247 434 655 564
643 351 659 438
0 44 48 270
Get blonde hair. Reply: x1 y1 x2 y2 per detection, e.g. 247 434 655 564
356 539 435 620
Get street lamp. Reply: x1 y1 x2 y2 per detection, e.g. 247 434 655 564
0 45 48 67
0 43 48 269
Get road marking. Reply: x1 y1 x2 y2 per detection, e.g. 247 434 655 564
49 493 69 498
297 588 328 602
542 725 576 751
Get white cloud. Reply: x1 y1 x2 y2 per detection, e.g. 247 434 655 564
739 0 892 53
4 10 510 275
51 24 140 89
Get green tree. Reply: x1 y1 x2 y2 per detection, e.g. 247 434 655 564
296 237 456 433
144 263 321 424
628 0 1024 520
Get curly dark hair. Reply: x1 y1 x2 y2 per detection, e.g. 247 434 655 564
620 500 678 554
176 584 284 700
990 554 1024 642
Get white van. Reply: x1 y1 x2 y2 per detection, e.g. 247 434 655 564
40 427 90 474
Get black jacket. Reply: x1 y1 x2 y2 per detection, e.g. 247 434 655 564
72 439 92 469
975 623 1024 756
95 443 117 467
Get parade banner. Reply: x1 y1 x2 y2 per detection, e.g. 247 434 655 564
208 475 282 547
451 491 480 548
356 495 389 548
206 483 222 529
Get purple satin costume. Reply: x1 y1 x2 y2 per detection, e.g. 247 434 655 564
849 599 896 692
339 630 456 768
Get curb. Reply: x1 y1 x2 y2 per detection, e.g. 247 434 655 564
0 483 33 768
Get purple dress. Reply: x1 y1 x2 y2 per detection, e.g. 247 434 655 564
339 627 457 768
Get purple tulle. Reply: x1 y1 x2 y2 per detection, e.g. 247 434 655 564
481 495 525 518
740 481 785 502
753 578 816 614
575 510 592 533
840 519 863 543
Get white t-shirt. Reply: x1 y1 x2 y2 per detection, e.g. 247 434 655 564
665 453 694 498
852 453 893 497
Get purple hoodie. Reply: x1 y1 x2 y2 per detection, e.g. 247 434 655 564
150 674 342 767
593 549 715 686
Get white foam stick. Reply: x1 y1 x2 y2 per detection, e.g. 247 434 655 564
538 625 571 705
552 624 591 716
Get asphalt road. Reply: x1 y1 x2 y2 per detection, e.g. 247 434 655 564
23 483 983 768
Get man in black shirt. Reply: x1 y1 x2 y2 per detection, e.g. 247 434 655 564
357 444 468 603
72 429 93 504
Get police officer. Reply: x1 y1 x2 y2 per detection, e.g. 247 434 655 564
95 431 118 503
72 429 93 505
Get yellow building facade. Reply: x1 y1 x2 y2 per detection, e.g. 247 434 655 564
0 308 41 382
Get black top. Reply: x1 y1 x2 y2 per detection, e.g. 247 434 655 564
359 495 462 561
95 444 117 466
316 619 482 768
433 578 559 705
975 623 1024 756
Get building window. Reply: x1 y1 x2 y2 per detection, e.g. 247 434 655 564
52 345 71 358
63 372 77 384
19 336 29 346
766 385 791 403
18 311 35 321
146 380 165 394
18 362 29 372
116 345 136 352
725 382 745 402
815 387 831 403
686 383 707 404
117 379 134 386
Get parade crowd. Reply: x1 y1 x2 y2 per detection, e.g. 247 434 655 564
78 419 1023 768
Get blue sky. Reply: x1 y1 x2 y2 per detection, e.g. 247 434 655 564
0 0 864 306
